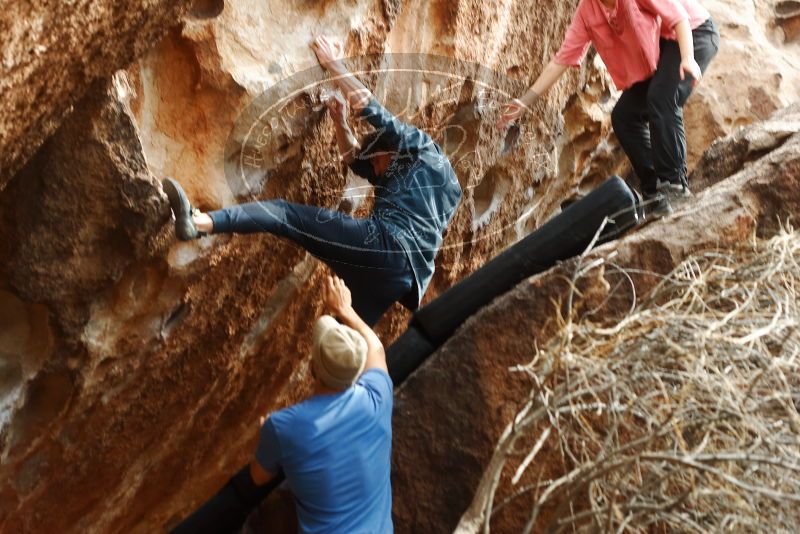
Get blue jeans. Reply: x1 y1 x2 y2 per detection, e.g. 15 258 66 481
209 200 414 326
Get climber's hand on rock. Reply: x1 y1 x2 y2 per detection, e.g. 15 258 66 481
311 35 344 71
496 98 525 131
680 58 702 86
323 274 352 316
326 92 349 125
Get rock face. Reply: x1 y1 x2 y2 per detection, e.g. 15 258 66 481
680 0 800 171
0 1 798 533
0 0 194 189
691 103 800 191
776 0 800 41
391 107 800 533
0 1 591 531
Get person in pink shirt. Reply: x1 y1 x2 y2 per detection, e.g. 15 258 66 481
498 0 720 217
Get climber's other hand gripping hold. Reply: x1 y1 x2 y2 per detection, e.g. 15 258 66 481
326 91 348 125
325 91 361 164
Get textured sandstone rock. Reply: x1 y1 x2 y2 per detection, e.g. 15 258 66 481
0 75 175 533
681 0 800 170
691 103 800 191
2 75 171 339
0 0 798 532
0 0 194 190
1 0 594 531
776 0 800 41
391 110 800 533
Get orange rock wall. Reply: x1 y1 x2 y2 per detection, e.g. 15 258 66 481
0 0 798 532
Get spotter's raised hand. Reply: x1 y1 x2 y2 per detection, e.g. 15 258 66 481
323 274 352 316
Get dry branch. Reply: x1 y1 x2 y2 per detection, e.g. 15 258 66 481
455 226 800 534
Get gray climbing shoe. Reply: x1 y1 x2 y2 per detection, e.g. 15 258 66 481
656 178 692 205
162 177 200 241
643 191 674 219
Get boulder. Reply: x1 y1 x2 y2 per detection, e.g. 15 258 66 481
1 0 799 531
390 110 800 532
682 0 800 170
0 0 593 531
0 0 194 190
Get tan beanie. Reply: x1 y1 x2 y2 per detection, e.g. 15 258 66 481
311 315 368 390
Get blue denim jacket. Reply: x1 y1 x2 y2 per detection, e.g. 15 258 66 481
349 98 462 309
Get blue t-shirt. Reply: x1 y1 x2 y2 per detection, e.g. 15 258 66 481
349 98 462 310
256 369 394 534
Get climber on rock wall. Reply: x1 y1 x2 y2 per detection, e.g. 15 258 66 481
497 0 720 218
162 34 462 326
171 274 394 534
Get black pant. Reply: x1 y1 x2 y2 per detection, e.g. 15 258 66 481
611 18 720 194
209 200 415 326
170 467 283 534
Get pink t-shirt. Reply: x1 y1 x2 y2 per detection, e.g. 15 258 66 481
553 0 711 90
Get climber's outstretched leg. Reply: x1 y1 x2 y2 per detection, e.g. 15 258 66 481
162 178 412 325
207 199 392 267
207 199 413 325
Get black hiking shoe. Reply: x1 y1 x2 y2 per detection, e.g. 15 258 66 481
642 191 674 220
162 177 201 241
656 178 692 206
605 189 642 238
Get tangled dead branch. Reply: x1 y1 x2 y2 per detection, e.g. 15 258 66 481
456 226 800 533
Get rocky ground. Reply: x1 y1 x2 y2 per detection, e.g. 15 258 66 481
0 0 798 532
